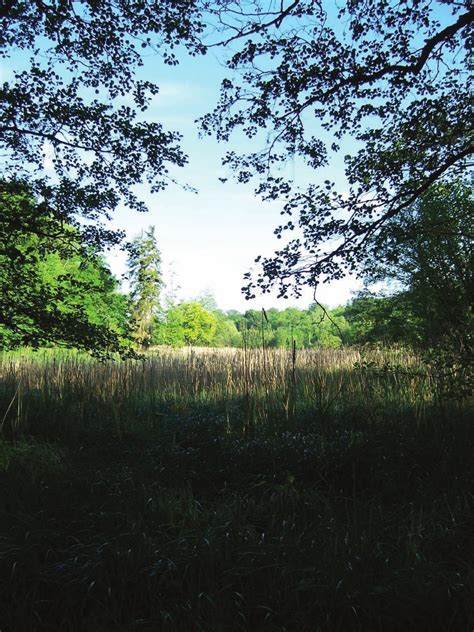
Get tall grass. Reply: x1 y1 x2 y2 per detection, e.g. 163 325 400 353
0 347 472 631
0 345 433 436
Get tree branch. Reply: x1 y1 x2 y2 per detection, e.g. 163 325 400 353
209 0 302 47
0 124 111 153
293 9 474 115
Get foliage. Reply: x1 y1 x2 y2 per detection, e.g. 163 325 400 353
341 292 423 346
127 226 163 349
227 305 348 349
361 180 473 352
155 302 218 347
0 3 209 352
0 348 473 631
0 181 132 356
341 181 473 395
212 310 242 347
0 1 206 252
201 1 473 298
2 2 472 354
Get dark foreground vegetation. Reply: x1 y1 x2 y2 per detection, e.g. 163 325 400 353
1 3 472 630
1 347 473 631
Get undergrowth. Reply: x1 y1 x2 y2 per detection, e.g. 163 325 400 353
0 347 473 631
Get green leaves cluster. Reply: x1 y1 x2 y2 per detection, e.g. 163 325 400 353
155 303 218 347
202 1 473 298
0 181 132 357
128 227 163 349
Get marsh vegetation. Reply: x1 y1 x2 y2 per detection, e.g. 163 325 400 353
1 347 472 631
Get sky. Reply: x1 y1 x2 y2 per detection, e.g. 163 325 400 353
2 11 367 312
3 2 461 313
104 46 362 311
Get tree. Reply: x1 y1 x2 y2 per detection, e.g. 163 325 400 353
0 2 206 251
0 2 208 352
213 314 242 347
201 1 473 298
0 181 132 356
341 292 421 346
360 181 473 352
230 305 346 349
307 304 348 348
157 303 217 347
127 226 163 349
194 292 244 347
4 1 471 355
265 307 313 348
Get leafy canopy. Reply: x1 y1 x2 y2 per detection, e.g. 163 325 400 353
201 0 473 298
156 302 218 347
0 181 132 356
0 1 206 250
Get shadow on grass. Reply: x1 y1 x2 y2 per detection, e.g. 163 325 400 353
1 390 473 630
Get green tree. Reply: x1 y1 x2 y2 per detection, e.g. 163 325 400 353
0 3 207 352
0 181 131 356
202 1 472 298
361 181 473 352
224 305 348 349
158 303 217 347
127 227 163 349
239 309 264 348
265 308 311 348
341 293 420 345
213 314 242 347
307 304 348 348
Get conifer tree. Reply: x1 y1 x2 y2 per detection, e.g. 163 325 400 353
127 226 163 349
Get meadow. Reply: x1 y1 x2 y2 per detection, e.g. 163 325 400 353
0 346 473 631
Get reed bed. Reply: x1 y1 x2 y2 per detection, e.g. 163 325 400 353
1 345 433 437
0 347 472 631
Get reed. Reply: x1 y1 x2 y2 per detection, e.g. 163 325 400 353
0 345 432 436
0 346 472 631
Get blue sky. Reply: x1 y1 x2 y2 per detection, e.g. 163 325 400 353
3 2 461 312
104 47 362 311
3 17 365 312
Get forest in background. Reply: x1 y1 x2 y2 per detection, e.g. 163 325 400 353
2 180 471 359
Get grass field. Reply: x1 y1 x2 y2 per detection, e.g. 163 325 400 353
0 346 473 631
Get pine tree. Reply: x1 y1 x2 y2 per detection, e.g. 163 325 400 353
127 226 163 349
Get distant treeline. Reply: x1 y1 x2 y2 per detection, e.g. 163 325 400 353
149 291 455 349
1 181 471 356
